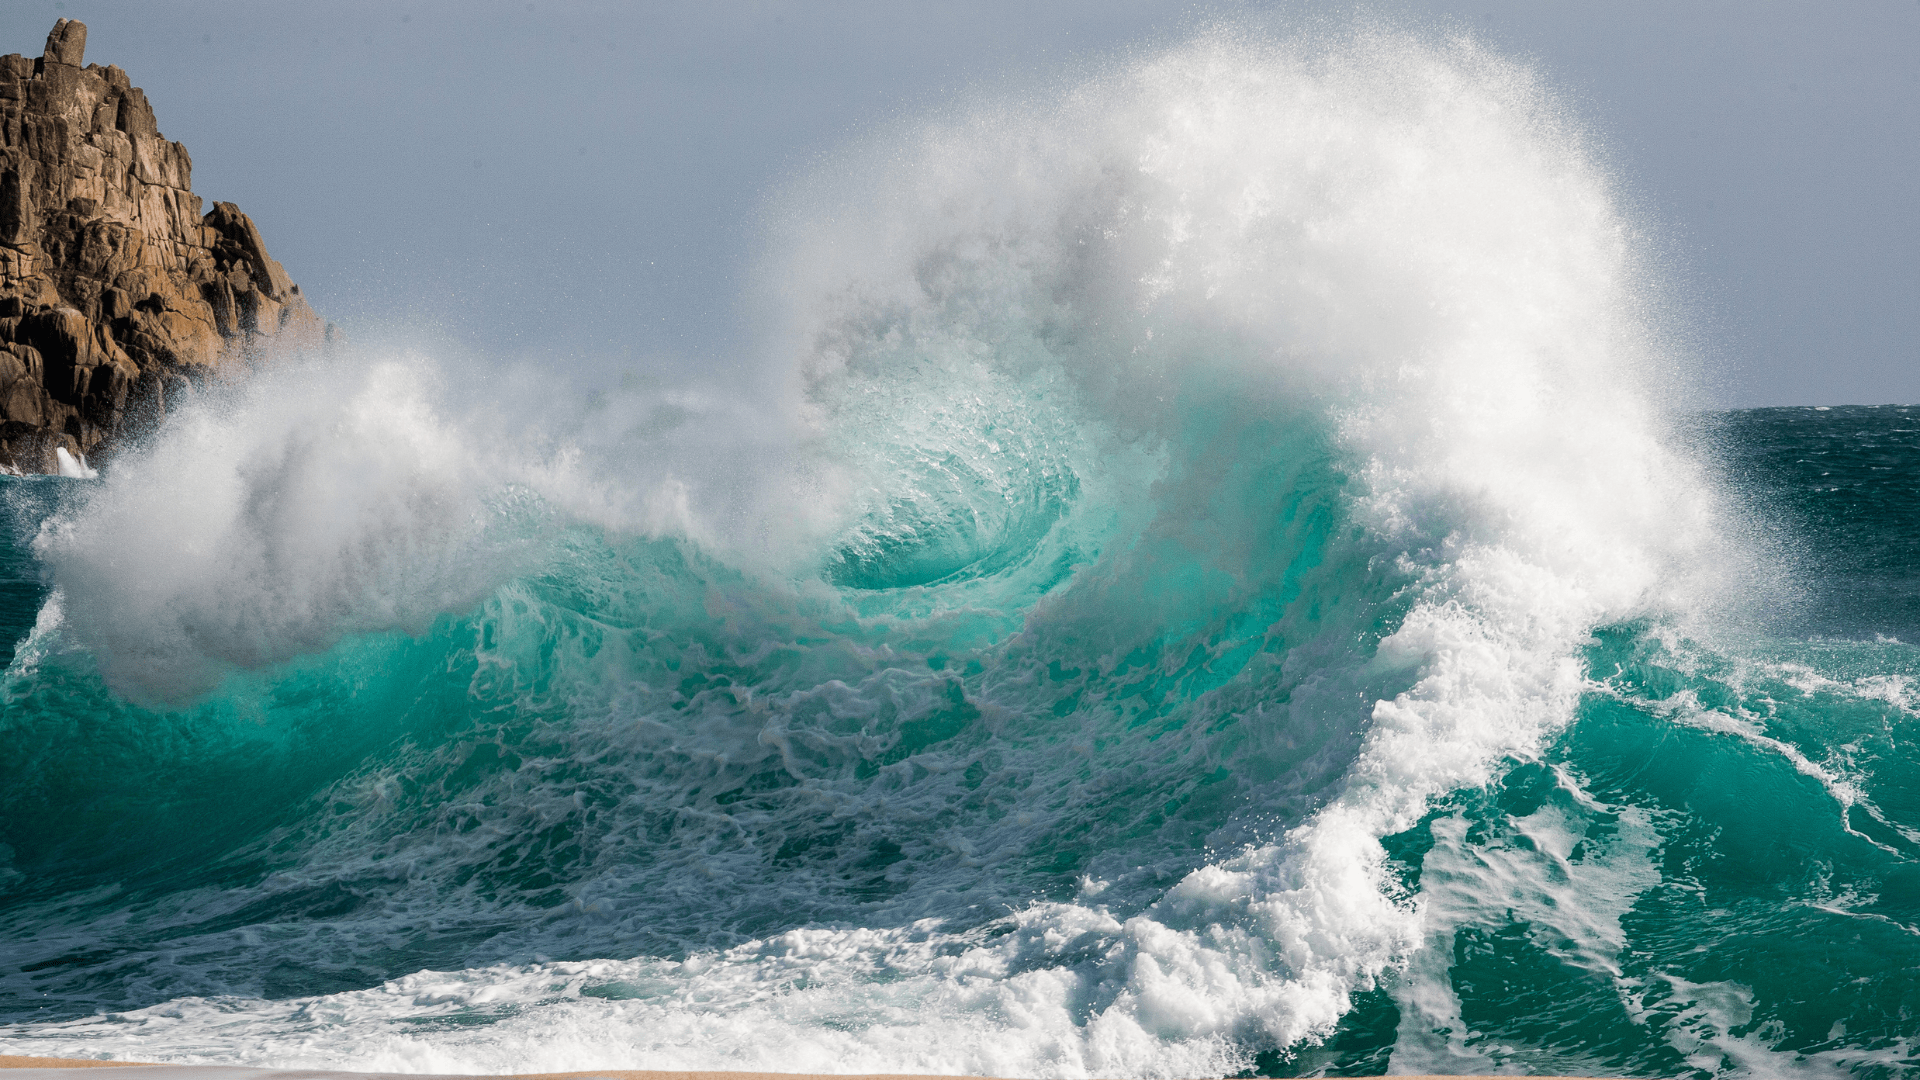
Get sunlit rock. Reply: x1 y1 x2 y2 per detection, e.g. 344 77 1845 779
0 19 331 472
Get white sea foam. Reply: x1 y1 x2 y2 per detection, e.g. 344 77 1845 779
1388 767 1664 1075
0 588 64 692
52 447 95 479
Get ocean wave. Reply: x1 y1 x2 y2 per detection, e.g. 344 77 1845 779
4 22 1894 1080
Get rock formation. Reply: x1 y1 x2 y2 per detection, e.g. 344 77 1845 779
0 18 327 473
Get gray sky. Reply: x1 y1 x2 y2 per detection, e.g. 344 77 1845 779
7 1 1916 406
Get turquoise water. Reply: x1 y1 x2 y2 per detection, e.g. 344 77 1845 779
3 27 1918 1080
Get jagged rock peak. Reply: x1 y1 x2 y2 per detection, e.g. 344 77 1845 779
0 18 331 474
44 19 86 67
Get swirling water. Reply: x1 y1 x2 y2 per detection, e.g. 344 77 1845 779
2 25 1917 1080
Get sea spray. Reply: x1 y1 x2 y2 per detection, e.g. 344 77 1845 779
2 23 1909 1080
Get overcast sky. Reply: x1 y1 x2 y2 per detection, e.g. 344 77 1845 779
7 1 1917 406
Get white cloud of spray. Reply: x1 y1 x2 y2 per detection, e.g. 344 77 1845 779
29 349 812 704
32 359 500 702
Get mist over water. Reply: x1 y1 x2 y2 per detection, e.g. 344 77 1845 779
2 23 1917 1080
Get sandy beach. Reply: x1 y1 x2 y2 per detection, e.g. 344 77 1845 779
0 1059 1617 1080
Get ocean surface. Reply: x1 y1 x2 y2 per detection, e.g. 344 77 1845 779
3 27 1918 1080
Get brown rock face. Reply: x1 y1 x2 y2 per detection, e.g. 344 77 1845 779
0 19 328 473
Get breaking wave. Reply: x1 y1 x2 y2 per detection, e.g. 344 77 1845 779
9 24 1905 1080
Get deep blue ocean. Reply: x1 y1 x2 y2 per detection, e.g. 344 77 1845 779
2 28 1917 1080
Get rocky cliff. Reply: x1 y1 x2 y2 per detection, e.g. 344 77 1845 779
0 18 326 473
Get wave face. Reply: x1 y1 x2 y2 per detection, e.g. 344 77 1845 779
3 26 1915 1080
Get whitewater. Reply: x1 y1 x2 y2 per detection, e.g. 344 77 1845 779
4 23 1919 1080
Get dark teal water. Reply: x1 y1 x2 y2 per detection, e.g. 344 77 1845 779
1716 406 1920 641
